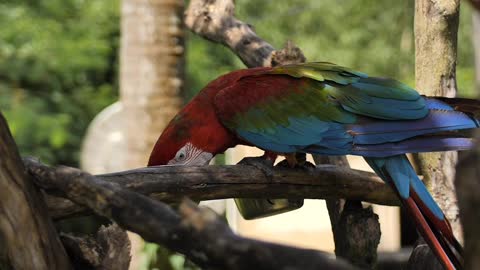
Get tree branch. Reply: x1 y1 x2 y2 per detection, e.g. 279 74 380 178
185 0 275 67
25 158 357 270
25 160 398 220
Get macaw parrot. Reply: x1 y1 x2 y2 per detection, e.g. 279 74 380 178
148 62 475 269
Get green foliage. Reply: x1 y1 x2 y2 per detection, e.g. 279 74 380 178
140 243 200 270
458 4 476 97
0 0 119 165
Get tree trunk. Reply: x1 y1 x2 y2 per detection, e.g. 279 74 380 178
120 0 185 168
411 0 461 267
0 112 72 270
119 0 186 268
413 0 461 238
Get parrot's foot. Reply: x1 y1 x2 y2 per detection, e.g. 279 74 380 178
277 159 316 169
238 156 275 178
277 153 316 169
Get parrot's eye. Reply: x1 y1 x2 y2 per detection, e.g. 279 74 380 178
168 143 213 166
175 149 187 161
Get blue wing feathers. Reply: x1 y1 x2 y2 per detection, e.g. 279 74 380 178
366 155 444 220
352 137 474 157
238 105 477 156
349 109 478 145
424 98 455 110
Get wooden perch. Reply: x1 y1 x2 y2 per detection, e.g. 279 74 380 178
25 158 358 270
25 160 398 220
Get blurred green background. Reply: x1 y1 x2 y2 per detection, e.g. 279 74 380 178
0 1 476 269
0 0 475 167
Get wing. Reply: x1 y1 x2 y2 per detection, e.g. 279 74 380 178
213 62 453 155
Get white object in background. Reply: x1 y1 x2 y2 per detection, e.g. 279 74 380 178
81 102 127 174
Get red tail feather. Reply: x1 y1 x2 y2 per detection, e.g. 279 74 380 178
403 188 463 270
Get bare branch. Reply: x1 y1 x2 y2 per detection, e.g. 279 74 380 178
24 160 398 220
185 0 275 67
25 158 358 270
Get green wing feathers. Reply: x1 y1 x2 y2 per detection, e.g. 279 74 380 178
268 62 428 120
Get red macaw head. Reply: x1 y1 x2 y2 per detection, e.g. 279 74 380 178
148 91 237 167
148 111 215 166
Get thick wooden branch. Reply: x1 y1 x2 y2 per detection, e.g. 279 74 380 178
185 0 275 67
26 160 398 220
25 158 357 270
0 113 72 270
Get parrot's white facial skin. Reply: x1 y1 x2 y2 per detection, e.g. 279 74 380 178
167 142 213 166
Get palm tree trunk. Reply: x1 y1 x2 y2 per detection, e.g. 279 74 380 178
120 0 185 168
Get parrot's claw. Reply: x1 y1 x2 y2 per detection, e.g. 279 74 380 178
276 159 315 169
238 156 275 178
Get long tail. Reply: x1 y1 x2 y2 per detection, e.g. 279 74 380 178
346 97 480 157
432 97 480 121
365 155 463 270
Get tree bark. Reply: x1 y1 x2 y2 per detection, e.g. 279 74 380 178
314 156 380 269
185 0 275 67
412 0 461 267
27 158 358 270
0 113 72 270
28 161 398 220
120 0 185 168
414 0 461 236
60 224 131 269
119 1 186 267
